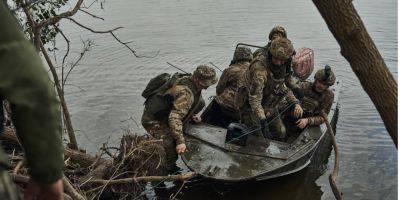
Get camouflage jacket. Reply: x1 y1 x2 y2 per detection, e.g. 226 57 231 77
238 58 299 121
143 76 202 145
0 4 63 185
298 82 334 125
215 61 250 111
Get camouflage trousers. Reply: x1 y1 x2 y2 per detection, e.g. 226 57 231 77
239 106 286 141
141 112 178 174
0 168 21 200
265 116 286 140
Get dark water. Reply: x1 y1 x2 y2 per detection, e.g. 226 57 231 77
56 0 397 199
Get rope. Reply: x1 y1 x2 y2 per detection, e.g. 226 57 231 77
225 101 296 144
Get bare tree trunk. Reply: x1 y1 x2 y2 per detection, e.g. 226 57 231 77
39 39 79 150
18 0 79 150
312 0 398 147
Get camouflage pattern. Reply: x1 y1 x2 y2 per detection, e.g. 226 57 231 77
0 3 63 195
215 61 251 112
142 66 215 170
231 47 253 64
236 57 299 139
193 64 218 87
252 45 268 60
268 26 287 41
298 81 334 125
314 65 336 86
238 57 298 121
254 26 287 59
269 38 295 60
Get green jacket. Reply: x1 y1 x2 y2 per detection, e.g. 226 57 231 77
0 3 63 185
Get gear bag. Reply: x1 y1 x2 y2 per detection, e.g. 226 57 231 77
142 73 171 99
142 73 190 119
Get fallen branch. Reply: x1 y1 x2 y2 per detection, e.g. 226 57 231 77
322 112 343 200
62 175 86 200
11 174 86 200
87 172 196 185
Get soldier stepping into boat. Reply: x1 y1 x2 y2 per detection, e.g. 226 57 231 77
141 65 217 173
201 47 253 128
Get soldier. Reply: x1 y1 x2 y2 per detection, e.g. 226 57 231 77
0 3 64 200
236 38 303 141
253 26 287 59
294 65 336 130
253 26 305 98
201 47 253 128
141 65 217 173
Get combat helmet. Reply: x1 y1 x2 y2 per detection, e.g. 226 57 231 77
232 47 253 63
193 64 218 87
268 26 287 41
314 65 336 86
269 37 294 60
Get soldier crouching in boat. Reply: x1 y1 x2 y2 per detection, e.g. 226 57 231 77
141 65 217 173
236 38 303 142
283 65 336 137
201 47 253 128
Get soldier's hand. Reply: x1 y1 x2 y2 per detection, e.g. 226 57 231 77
25 178 63 200
192 116 201 123
296 118 309 129
176 143 186 154
293 104 303 118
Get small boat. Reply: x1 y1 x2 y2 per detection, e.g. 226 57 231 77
181 83 339 182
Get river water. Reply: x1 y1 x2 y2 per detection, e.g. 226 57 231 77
56 0 397 199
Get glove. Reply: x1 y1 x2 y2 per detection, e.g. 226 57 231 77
260 118 273 139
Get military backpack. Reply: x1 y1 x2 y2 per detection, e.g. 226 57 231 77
142 72 191 119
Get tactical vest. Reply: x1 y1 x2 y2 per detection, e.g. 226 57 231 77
144 76 201 122
259 59 287 110
300 82 326 115
216 62 248 112
227 62 249 89
235 59 287 112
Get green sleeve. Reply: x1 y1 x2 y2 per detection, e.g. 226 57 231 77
0 3 64 185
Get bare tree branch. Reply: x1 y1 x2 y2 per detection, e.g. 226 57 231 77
63 39 93 87
36 0 84 28
79 8 105 20
67 17 122 33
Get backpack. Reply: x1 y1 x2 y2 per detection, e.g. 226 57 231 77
142 73 190 119
141 73 171 99
141 72 190 99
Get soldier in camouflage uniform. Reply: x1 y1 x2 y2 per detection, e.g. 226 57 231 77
0 3 64 199
236 38 303 141
292 65 336 130
253 26 287 59
201 47 253 128
141 65 217 172
252 26 303 98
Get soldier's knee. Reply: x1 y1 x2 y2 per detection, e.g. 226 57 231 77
277 126 286 139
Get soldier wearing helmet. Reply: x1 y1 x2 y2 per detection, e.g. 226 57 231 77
142 65 217 173
291 65 336 130
201 47 253 127
253 26 288 59
253 26 303 96
236 38 303 142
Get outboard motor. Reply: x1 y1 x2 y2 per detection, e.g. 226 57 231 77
225 123 251 146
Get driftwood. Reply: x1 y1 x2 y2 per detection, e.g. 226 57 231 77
11 174 84 200
322 113 343 200
1 128 193 199
86 172 196 185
